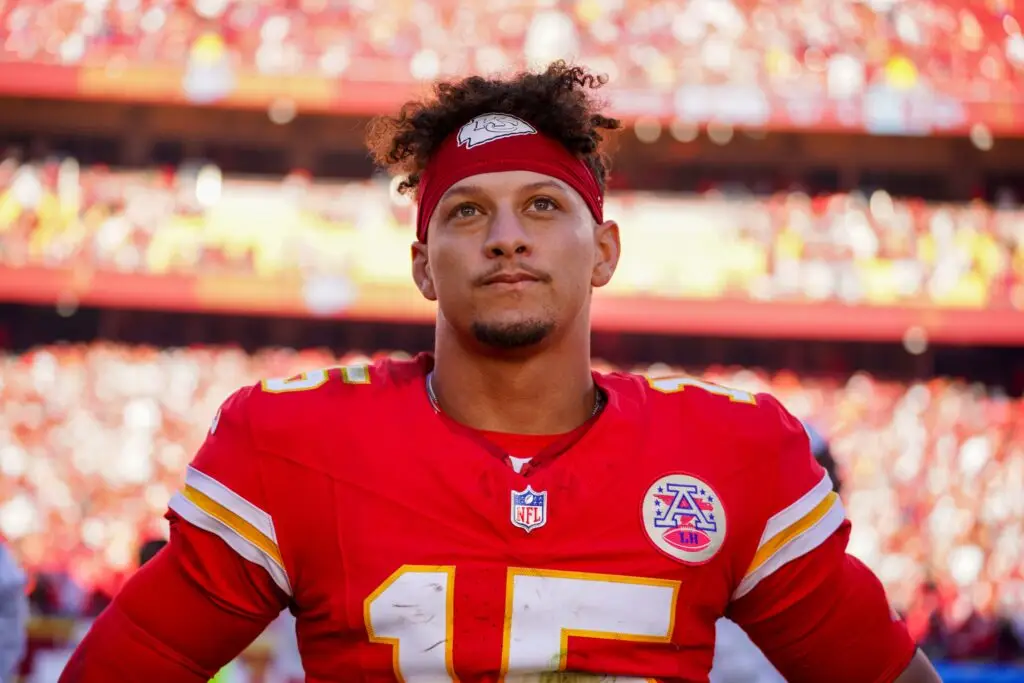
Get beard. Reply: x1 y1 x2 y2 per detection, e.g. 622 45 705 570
471 319 553 349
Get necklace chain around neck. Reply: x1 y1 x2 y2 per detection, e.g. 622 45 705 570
425 371 605 420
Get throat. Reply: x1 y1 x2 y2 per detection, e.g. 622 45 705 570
425 370 606 435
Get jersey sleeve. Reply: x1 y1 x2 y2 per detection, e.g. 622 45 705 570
62 386 291 682
167 385 292 598
731 394 845 602
61 515 283 682
727 394 916 682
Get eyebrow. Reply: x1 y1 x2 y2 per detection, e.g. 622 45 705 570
438 179 568 205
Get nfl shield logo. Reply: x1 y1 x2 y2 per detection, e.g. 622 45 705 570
510 485 548 532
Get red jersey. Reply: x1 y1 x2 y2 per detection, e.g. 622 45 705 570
63 354 915 682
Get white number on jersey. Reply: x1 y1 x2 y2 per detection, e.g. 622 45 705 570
647 375 756 405
260 365 370 393
364 566 678 681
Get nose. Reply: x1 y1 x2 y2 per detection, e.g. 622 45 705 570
482 207 533 259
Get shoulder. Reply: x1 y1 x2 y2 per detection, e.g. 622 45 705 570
176 352 427 520
625 371 806 452
610 371 843 593
246 354 423 412
234 354 428 442
643 372 825 482
168 356 427 598
607 369 822 496
632 371 825 508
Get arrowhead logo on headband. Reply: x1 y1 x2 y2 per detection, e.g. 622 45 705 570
457 113 538 149
416 112 603 242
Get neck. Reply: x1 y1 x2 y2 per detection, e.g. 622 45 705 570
430 321 596 435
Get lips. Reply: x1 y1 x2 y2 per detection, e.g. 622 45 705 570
483 271 540 286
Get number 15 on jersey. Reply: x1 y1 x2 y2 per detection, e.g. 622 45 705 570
365 565 679 681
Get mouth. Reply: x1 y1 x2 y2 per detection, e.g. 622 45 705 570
482 272 542 289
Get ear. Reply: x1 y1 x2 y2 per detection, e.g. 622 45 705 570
411 241 437 301
591 219 620 288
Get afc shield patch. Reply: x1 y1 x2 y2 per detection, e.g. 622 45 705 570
642 474 726 565
510 485 548 533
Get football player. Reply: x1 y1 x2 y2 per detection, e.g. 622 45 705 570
61 63 942 682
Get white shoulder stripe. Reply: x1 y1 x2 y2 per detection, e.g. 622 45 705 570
758 471 834 547
733 495 845 600
184 466 279 546
169 492 292 596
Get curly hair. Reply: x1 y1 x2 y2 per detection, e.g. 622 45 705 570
366 61 622 196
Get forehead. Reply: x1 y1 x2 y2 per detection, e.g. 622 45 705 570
440 170 579 203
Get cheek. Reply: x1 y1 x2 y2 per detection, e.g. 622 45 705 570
547 252 594 305
430 249 473 296
562 240 597 281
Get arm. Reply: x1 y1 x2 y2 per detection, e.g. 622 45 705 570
728 395 940 683
61 387 290 682
0 543 28 683
60 516 285 683
728 526 937 683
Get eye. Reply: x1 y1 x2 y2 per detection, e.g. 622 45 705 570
448 203 481 220
528 196 559 212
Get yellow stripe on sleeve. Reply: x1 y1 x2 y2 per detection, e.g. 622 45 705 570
183 484 285 569
744 491 839 577
732 489 845 601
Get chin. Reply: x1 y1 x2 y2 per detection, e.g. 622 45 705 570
470 318 554 349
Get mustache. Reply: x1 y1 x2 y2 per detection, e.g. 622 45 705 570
473 264 552 286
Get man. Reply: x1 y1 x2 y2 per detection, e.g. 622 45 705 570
0 539 28 683
60 62 941 682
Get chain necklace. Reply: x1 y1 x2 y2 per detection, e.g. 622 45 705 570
425 371 606 420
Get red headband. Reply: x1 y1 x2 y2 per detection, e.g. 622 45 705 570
415 113 604 242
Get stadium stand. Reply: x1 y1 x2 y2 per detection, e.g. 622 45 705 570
1 157 1022 308
1 0 1022 98
2 343 1022 674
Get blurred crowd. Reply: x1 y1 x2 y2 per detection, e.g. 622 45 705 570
0 0 1022 98
1 342 1022 661
2 156 1023 308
